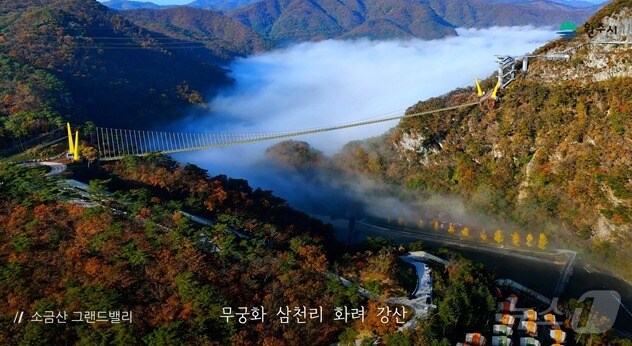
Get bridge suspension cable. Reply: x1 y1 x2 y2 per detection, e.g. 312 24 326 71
95 100 480 161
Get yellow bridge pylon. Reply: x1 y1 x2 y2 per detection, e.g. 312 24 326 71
475 77 484 97
490 80 501 100
474 77 501 100
66 123 80 161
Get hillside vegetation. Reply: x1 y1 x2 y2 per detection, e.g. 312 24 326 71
102 0 163 10
187 0 262 12
227 0 597 43
0 0 605 152
0 154 507 344
333 1 632 279
0 156 345 344
0 0 230 150
121 7 271 59
426 0 596 28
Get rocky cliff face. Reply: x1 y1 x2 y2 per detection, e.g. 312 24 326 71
334 0 632 277
530 6 631 83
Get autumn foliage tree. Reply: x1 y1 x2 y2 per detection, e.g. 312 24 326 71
0 158 346 344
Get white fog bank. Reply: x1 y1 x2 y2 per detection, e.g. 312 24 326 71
171 26 557 182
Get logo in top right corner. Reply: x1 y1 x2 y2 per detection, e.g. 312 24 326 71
556 20 578 40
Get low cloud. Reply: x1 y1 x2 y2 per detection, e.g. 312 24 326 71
170 27 557 219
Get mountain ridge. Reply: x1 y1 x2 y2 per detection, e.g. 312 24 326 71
227 0 600 43
329 0 632 279
102 0 164 10
488 0 609 9
426 0 598 28
187 0 261 12
227 0 458 42
102 0 261 11
103 0 606 45
120 6 271 59
0 0 231 146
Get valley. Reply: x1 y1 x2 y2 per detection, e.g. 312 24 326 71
1 0 631 345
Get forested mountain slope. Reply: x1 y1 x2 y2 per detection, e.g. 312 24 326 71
0 0 605 151
0 156 342 344
333 0 632 279
186 0 262 12
227 0 458 43
121 7 271 59
227 0 598 43
102 0 164 10
0 0 230 149
426 0 597 28
0 154 504 344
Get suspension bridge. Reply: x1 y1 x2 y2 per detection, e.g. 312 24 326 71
43 46 558 162
91 100 484 161
83 42 627 162
4 94 490 164
13 39 628 163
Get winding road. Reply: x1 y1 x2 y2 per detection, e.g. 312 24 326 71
41 162 67 176
18 161 67 176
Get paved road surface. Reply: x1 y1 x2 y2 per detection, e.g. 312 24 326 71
19 161 67 176
41 162 67 176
